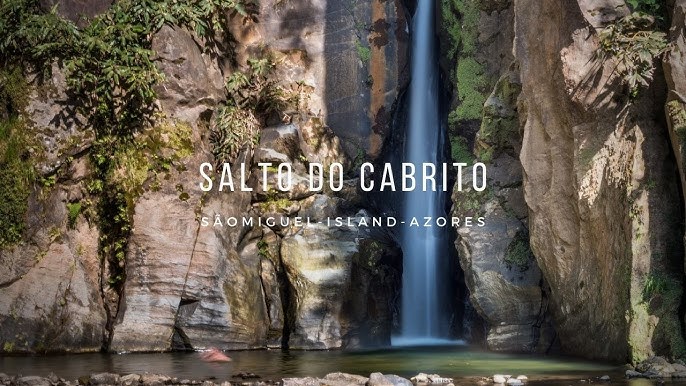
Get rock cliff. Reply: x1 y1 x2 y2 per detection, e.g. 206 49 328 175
514 0 684 361
0 0 405 353
446 0 686 362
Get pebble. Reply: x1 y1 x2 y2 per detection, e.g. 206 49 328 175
493 374 510 384
599 375 610 381
506 379 523 386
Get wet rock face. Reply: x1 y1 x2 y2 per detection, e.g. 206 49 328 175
516 0 685 361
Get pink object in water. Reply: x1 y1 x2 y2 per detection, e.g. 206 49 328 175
199 348 232 363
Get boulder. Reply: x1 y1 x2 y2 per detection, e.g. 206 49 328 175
15 377 51 386
324 373 369 385
89 373 120 385
452 159 552 352
280 213 398 349
282 378 321 386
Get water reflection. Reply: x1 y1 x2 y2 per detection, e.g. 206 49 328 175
0 346 634 384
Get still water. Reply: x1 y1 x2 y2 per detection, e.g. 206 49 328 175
0 345 682 385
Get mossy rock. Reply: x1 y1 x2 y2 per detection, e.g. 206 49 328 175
475 71 521 160
0 68 35 248
504 231 532 272
668 100 686 139
450 135 474 164
452 185 491 217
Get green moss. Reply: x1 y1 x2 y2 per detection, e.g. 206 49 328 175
630 271 686 361
441 0 480 58
504 233 532 272
450 135 474 164
355 40 371 63
66 202 81 229
642 273 672 300
3 341 14 353
355 239 385 274
668 100 686 138
452 187 490 217
442 0 489 129
257 239 270 259
453 57 488 123
475 73 521 160
260 197 294 213
0 67 35 248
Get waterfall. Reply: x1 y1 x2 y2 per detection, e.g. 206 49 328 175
394 0 452 345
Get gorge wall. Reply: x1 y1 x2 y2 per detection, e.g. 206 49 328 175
2 0 686 365
0 0 407 353
446 0 686 362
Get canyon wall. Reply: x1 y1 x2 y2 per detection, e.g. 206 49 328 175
446 0 686 362
0 0 407 353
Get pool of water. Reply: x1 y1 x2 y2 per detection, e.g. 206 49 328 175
0 345 681 385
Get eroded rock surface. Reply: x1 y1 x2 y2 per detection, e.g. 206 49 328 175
516 0 684 361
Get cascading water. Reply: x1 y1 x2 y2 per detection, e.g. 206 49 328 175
394 0 452 345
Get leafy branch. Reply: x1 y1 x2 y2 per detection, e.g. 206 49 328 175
597 12 669 98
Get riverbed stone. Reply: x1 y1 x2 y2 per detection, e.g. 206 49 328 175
368 372 391 386
324 373 368 385
282 378 321 386
139 374 170 386
15 377 51 386
119 374 141 386
89 373 120 385
637 356 675 374
382 375 413 386
367 373 411 386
